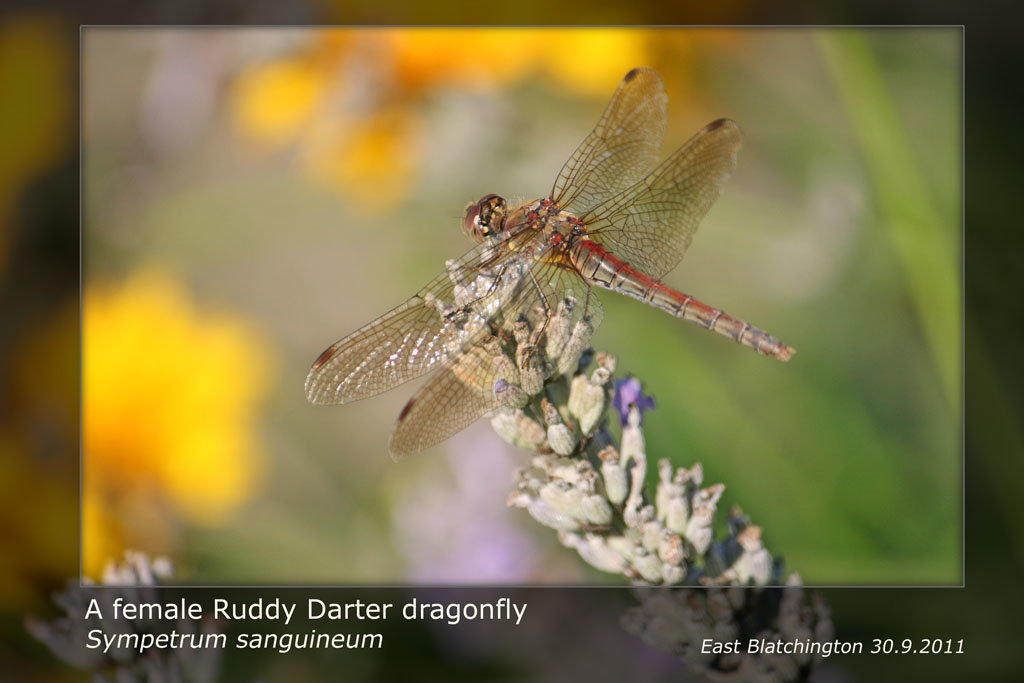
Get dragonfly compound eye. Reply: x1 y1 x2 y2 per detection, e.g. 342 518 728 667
463 194 507 243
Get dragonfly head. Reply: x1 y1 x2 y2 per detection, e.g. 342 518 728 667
463 194 507 243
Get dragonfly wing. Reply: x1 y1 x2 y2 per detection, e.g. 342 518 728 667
305 241 510 405
389 260 604 458
550 67 668 215
583 118 743 280
388 344 500 458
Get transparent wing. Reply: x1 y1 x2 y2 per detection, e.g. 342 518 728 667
386 341 501 458
388 261 604 458
582 118 743 280
305 241 516 405
550 67 668 215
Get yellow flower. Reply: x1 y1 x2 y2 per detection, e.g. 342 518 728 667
302 106 423 210
228 28 654 211
82 495 127 583
84 268 273 574
539 29 651 96
232 57 326 150
386 28 652 95
387 28 543 89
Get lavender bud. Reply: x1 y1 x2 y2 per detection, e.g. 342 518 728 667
567 533 628 573
556 316 594 375
641 520 662 552
633 549 665 584
601 458 629 505
539 480 588 523
547 423 577 456
494 379 529 410
544 298 574 361
581 494 613 526
665 496 689 535
657 530 685 566
527 498 581 532
661 563 686 585
568 373 606 435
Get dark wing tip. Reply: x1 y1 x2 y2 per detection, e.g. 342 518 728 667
622 66 662 86
706 118 740 133
310 344 337 370
304 345 337 404
702 118 743 160
396 397 416 422
386 397 419 459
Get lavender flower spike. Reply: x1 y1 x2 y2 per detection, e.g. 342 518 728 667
612 376 656 426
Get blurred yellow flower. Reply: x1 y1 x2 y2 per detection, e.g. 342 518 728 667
303 106 423 210
84 268 273 575
82 495 126 583
386 28 653 95
232 58 326 150
228 28 654 212
538 30 650 96
387 28 543 89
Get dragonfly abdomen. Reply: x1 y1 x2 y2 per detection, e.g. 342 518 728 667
571 240 794 361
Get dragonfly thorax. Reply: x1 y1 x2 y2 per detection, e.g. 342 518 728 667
463 194 508 244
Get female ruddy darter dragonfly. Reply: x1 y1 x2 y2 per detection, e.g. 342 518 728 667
306 67 794 458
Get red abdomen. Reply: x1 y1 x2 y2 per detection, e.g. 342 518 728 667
569 240 794 361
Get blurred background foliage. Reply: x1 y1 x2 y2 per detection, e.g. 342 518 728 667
6 6 1024 680
72 27 961 585
0 23 963 604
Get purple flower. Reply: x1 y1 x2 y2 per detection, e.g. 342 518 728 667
393 423 540 583
612 376 655 426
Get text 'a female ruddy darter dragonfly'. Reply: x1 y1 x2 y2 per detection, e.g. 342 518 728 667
306 67 794 458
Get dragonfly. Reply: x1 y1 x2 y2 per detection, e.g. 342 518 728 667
306 67 794 458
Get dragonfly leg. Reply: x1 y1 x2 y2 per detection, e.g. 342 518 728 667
527 269 553 342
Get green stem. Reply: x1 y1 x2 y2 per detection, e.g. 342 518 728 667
818 30 961 413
